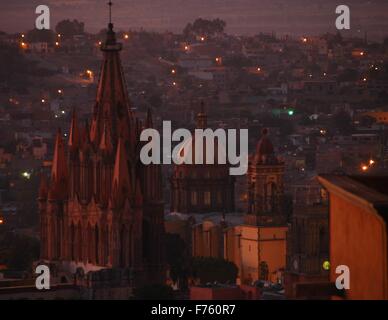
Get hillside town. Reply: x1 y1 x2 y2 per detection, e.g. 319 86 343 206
0 11 388 300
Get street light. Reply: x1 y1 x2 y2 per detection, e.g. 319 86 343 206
22 171 31 179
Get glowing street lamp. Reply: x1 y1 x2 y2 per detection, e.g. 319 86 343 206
86 70 94 80
22 171 31 179
361 165 368 171
0 218 4 225
171 69 176 75
58 89 63 94
369 159 375 165
322 260 330 271
124 34 129 40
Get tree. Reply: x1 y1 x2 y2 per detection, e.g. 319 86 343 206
0 42 51 92
55 19 85 39
183 18 226 38
189 257 238 284
0 232 40 271
165 233 188 284
26 28 55 43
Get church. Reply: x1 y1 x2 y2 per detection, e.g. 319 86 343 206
38 19 165 288
170 104 235 214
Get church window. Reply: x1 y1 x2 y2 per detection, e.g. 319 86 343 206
191 191 198 206
204 191 211 206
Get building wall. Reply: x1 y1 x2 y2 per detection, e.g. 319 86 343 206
192 221 223 258
330 193 387 300
225 225 287 284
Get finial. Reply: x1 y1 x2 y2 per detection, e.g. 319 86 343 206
108 1 113 25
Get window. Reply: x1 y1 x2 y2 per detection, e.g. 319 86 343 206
217 191 222 205
204 191 211 206
191 191 198 206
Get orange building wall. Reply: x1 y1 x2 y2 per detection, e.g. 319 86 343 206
225 225 287 283
330 193 387 299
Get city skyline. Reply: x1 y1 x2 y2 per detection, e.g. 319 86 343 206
1 0 388 40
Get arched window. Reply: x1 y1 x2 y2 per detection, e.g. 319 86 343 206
87 224 93 263
77 223 82 262
119 225 126 267
105 226 110 265
95 225 99 265
191 191 198 206
204 191 211 206
70 223 75 261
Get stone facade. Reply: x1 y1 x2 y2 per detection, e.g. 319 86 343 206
38 22 165 287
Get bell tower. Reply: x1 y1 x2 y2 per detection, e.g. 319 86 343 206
246 129 286 226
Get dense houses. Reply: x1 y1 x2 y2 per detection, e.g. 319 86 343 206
1 17 388 299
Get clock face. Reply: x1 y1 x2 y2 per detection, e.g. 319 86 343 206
293 259 299 270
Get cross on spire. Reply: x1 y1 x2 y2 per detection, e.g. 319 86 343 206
108 1 113 24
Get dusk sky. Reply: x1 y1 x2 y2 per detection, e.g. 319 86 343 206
1 0 388 39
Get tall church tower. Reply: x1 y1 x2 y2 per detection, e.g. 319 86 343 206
39 6 165 286
245 129 286 226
